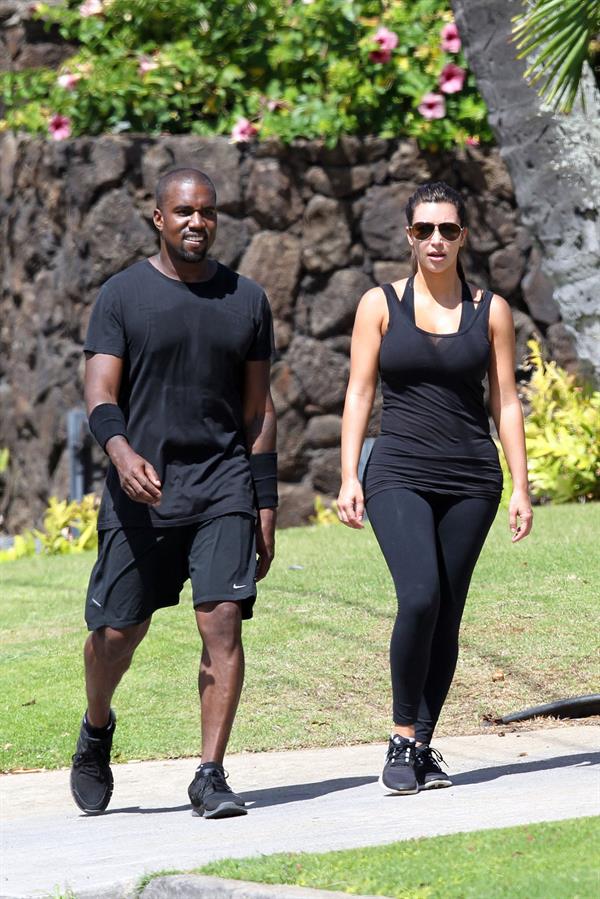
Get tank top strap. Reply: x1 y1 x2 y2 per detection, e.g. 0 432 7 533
381 279 414 329
459 278 477 328
460 284 494 332
380 282 403 326
478 288 494 333
400 276 416 321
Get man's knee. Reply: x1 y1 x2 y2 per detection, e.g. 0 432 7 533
196 601 242 648
88 620 150 665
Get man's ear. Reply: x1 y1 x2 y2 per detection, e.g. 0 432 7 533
153 208 163 232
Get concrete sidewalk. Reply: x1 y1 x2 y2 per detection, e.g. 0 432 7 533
2 725 599 899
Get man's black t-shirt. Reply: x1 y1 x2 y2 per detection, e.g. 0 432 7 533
84 260 274 530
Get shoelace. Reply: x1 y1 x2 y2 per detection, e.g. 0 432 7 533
199 767 233 793
388 741 414 766
73 746 110 773
417 746 446 770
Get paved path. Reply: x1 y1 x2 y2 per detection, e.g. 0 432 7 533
2 725 599 898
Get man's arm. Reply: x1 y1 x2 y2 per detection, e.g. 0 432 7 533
86 353 162 506
243 359 277 581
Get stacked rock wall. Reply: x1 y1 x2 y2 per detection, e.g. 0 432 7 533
0 1 74 77
0 133 580 531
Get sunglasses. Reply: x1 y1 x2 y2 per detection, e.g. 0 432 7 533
410 221 463 241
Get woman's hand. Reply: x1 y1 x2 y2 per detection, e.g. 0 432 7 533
509 488 533 542
337 478 365 529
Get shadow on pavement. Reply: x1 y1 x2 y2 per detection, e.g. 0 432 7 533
95 803 191 816
87 752 599 816
95 775 378 816
243 775 378 809
453 750 600 787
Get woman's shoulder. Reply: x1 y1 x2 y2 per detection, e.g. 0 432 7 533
358 283 389 309
354 284 390 330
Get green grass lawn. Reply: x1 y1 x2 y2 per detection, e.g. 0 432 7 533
1 503 598 771
197 816 600 899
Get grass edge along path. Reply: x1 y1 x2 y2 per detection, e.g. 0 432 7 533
195 816 600 899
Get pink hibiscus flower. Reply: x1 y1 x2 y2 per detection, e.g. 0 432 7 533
48 114 72 141
230 117 258 143
138 54 159 75
79 0 103 15
439 63 466 94
417 92 446 120
441 22 461 54
369 27 398 64
57 72 82 90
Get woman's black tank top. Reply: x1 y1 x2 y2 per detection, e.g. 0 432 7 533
363 276 503 501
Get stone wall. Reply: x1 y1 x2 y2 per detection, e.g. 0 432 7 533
0 1 74 76
0 132 580 532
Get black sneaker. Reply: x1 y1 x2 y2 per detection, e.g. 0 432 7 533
70 710 116 814
415 744 452 790
188 764 247 819
379 734 418 795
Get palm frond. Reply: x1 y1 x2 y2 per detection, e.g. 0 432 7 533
512 0 600 113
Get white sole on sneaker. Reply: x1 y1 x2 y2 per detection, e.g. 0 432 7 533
378 774 419 795
418 779 452 790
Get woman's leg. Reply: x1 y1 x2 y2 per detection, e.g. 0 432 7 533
367 488 441 731
414 494 499 745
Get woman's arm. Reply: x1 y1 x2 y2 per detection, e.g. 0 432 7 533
488 295 533 542
337 288 387 529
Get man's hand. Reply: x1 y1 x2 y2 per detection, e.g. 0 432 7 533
255 507 276 581
106 436 162 506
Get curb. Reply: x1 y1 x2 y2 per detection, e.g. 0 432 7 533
140 874 391 899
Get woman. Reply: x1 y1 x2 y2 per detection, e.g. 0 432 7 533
337 181 532 795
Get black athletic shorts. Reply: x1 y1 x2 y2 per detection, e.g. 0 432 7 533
85 513 257 631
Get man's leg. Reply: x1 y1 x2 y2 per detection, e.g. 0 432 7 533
195 601 244 765
71 526 179 815
187 600 248 818
186 514 256 818
85 619 151 727
71 619 151 815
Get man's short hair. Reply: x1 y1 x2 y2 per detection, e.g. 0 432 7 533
155 168 216 208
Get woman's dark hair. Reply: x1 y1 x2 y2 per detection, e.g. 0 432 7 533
405 181 468 281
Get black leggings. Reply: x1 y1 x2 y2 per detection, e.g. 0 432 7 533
367 488 498 744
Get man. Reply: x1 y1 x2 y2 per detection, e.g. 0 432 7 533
70 168 277 819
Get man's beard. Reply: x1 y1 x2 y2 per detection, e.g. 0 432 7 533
175 243 208 263
166 235 209 264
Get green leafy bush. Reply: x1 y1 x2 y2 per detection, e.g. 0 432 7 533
0 0 491 148
498 341 600 505
0 494 99 562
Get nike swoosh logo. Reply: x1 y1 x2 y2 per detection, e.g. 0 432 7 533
233 584 247 590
